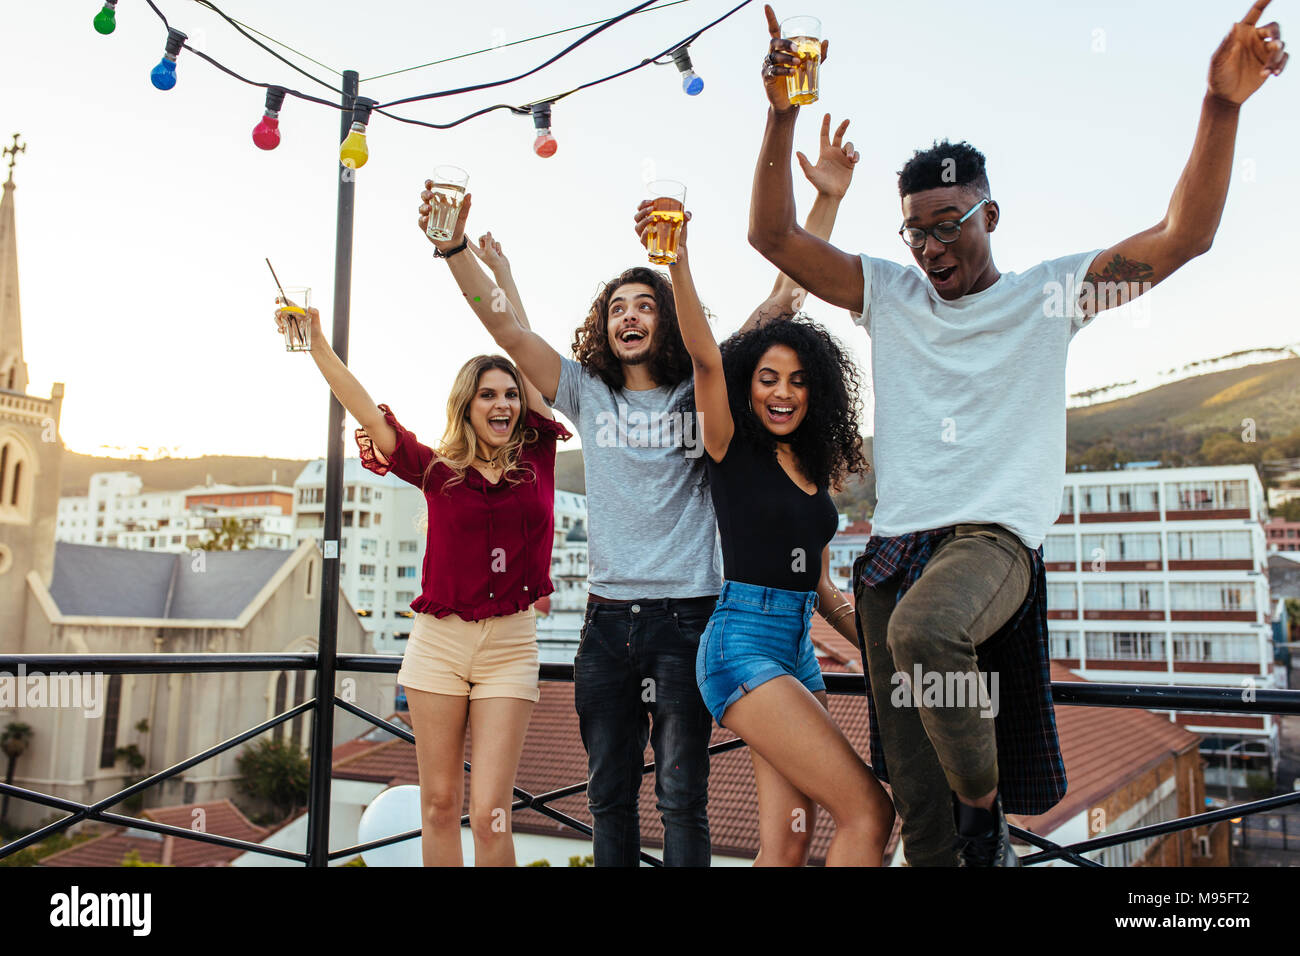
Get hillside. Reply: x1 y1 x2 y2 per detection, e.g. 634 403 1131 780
1064 356 1300 469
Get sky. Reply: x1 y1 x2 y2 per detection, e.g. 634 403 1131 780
4 0 1299 460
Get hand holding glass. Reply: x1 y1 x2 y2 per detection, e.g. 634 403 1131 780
644 180 687 265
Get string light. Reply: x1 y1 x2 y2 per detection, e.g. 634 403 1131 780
671 45 704 96
93 0 118 35
339 97 377 169
151 28 188 90
531 103 557 158
110 0 754 158
252 86 286 150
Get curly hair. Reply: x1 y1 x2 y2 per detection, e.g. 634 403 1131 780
897 139 990 199
571 266 694 392
710 315 869 492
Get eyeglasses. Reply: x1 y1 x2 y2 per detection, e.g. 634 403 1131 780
899 198 990 249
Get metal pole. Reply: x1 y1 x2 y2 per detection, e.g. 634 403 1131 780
305 68 358 867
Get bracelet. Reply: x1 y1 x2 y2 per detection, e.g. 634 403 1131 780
433 236 469 259
824 603 854 624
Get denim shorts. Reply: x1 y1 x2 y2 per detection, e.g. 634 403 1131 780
695 580 825 727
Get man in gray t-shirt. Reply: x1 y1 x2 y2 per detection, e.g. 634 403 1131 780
549 355 721 599
434 242 727 865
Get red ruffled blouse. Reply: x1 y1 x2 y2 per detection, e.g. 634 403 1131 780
354 404 571 622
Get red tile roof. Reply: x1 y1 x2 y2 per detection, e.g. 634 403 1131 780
39 800 271 868
1010 663 1202 835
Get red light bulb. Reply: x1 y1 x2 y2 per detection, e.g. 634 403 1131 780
252 114 280 150
252 86 286 152
533 131 557 158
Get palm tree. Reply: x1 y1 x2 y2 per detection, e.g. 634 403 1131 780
1 722 33 829
198 517 255 551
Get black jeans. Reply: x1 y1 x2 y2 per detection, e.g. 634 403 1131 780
574 595 717 867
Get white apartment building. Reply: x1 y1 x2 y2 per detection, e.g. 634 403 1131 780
57 472 297 551
1045 464 1276 789
294 459 589 658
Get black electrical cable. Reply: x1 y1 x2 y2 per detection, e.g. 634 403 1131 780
137 0 754 131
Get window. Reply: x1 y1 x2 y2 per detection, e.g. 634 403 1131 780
1169 479 1249 511
1081 533 1161 563
346 485 355 502
1168 530 1252 561
1060 486 1074 516
1170 582 1256 612
1085 631 1165 661
359 564 376 577
361 487 372 503
1049 631 1080 658
1047 582 1078 611
397 566 417 579
1172 633 1258 663
1083 582 1164 611
98 674 123 768
399 541 419 553
1044 536 1076 563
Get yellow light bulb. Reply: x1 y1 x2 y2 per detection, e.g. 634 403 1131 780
340 122 369 169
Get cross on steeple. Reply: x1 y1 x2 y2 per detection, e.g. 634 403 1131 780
3 134 25 185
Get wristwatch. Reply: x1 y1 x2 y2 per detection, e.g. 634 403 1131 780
433 237 469 259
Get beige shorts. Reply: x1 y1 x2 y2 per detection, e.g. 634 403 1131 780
398 606 539 702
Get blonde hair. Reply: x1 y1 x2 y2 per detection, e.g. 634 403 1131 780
424 355 537 493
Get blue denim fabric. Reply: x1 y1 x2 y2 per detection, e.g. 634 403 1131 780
574 595 716 867
696 580 824 727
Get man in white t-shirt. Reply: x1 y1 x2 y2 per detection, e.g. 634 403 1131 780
749 2 1287 865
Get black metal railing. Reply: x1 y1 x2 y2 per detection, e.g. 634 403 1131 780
2 651 1297 867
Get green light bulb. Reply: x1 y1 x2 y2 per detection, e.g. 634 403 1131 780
93 1 117 35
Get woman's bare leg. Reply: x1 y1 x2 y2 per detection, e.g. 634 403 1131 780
467 696 535 866
405 687 470 866
724 677 895 866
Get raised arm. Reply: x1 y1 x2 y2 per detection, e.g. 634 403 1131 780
1079 0 1287 317
633 204 733 462
743 113 860 332
464 231 553 419
748 4 863 315
273 304 398 457
418 185 564 403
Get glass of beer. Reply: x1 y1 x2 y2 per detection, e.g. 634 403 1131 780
277 286 311 352
426 165 469 242
780 15 822 106
644 180 687 265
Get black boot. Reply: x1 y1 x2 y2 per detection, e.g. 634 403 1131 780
953 793 1020 867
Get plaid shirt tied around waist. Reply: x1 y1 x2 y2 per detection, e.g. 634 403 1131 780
853 527 1067 816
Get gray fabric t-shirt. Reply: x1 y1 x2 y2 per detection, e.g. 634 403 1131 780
547 356 722 599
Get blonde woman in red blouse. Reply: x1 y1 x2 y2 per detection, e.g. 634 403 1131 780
274 234 569 866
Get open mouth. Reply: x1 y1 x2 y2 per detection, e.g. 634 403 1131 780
767 404 796 425
928 264 959 287
487 414 512 435
619 328 646 345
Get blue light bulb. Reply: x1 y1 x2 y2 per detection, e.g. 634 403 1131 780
151 56 178 90
151 28 187 91
681 70 704 96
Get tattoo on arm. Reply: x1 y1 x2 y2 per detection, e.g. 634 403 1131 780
1079 254 1155 314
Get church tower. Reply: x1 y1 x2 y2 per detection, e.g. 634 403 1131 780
0 135 66 649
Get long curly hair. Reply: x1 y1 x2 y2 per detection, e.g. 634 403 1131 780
429 354 538 493
571 266 694 392
692 316 869 493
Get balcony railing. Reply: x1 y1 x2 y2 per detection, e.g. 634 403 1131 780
2 652 1298 867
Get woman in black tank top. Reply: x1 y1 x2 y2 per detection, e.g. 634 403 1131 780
635 197 895 866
